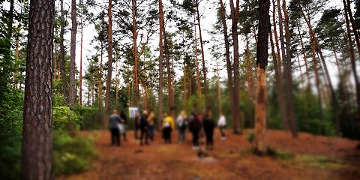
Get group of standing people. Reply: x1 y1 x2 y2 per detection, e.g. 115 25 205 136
187 111 219 150
109 109 227 150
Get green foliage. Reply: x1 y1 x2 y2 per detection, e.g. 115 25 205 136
53 134 96 176
73 106 103 130
53 106 80 134
337 73 360 139
0 89 23 179
0 140 21 180
53 94 67 106
268 81 337 136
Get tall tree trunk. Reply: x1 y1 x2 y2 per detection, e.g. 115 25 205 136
282 0 297 137
22 0 54 178
299 31 311 90
183 61 187 110
158 0 164 128
115 62 119 106
296 56 304 88
333 50 342 78
270 30 288 130
69 0 77 107
298 3 340 134
271 0 288 130
91 83 94 105
343 0 360 121
8 0 14 46
196 0 208 105
194 15 202 108
14 33 20 88
163 24 174 111
79 18 83 105
217 62 222 113
255 0 270 154
245 33 254 100
60 0 68 103
132 0 139 108
276 0 292 131
104 0 114 128
229 0 241 134
310 34 324 134
98 44 103 109
219 0 234 130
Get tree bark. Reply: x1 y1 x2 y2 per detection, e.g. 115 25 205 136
283 0 298 137
229 0 241 134
158 0 164 128
255 0 270 154
282 0 297 137
69 0 77 107
104 0 114 128
22 0 54 179
196 0 208 105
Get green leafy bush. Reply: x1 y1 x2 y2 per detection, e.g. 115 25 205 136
53 106 80 135
0 89 23 179
73 106 103 130
53 134 97 176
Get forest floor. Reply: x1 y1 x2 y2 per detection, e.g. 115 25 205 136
60 129 360 180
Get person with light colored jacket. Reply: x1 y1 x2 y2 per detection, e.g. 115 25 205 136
217 112 226 140
176 110 187 143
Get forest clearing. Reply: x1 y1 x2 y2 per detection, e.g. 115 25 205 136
2 0 360 179
60 129 360 180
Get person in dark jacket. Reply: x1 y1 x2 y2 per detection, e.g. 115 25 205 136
120 111 128 141
188 112 202 150
203 112 215 150
139 110 149 145
134 112 140 139
109 110 121 146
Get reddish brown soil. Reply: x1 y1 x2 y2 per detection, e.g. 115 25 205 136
61 129 360 180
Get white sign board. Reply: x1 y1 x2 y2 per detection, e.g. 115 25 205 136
129 107 139 118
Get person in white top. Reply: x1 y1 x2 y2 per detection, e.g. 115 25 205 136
217 112 226 140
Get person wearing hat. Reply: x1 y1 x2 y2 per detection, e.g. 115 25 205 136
139 110 149 145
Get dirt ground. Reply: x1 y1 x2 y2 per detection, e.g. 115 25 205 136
61 129 360 180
